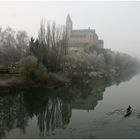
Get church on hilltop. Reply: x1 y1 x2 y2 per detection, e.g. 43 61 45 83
66 14 103 49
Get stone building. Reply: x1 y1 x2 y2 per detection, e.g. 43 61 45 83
66 14 103 49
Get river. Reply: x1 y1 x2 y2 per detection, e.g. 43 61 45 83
0 70 140 138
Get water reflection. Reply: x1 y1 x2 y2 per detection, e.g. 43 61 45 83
0 93 28 138
26 94 71 137
0 69 139 138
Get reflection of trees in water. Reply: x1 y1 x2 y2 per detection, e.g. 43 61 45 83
0 69 139 138
23 91 72 137
0 91 72 138
37 97 71 137
0 93 28 138
105 69 140 87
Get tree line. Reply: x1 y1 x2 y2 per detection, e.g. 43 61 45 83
0 19 139 82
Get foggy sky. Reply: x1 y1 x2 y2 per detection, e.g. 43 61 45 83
0 1 140 58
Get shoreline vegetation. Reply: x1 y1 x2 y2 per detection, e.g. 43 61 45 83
0 67 139 92
0 20 140 92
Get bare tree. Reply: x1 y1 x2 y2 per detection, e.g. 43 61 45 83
30 20 69 72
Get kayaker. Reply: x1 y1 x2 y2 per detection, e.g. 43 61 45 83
126 105 132 112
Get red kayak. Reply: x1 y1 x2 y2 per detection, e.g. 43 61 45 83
124 109 132 117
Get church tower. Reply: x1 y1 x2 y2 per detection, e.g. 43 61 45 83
66 14 73 39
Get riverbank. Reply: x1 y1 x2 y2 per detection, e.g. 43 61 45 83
0 73 71 92
0 67 139 93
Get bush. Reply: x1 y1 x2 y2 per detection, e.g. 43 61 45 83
19 56 47 83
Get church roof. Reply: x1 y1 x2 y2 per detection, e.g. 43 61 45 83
71 29 95 33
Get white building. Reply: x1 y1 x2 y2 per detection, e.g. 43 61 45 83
66 14 103 49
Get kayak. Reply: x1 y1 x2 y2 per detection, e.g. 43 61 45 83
124 110 132 117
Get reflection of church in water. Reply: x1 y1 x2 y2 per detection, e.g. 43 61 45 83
71 92 103 111
71 81 105 111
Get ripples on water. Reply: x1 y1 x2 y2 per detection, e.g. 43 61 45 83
106 108 124 116
106 108 140 119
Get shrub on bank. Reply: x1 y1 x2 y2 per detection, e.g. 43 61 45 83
19 56 48 84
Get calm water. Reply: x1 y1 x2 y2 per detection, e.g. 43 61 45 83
1 70 140 138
